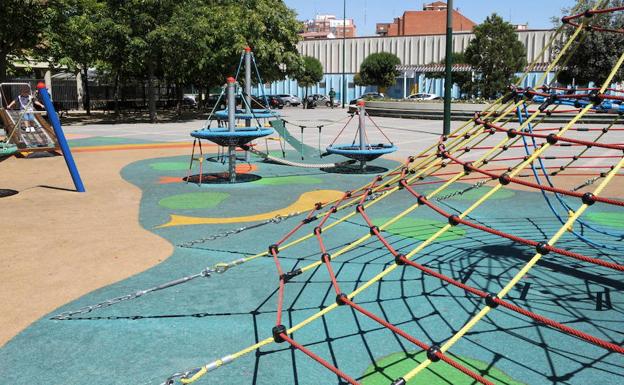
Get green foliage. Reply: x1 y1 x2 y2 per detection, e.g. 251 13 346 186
44 0 104 72
0 0 47 80
294 56 323 87
238 0 303 83
555 0 624 86
464 14 527 98
5 0 302 117
356 52 401 90
294 55 322 108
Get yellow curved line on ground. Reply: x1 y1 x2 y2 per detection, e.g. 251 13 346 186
158 189 344 228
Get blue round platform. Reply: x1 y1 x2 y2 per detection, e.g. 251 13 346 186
191 127 274 147
214 109 279 120
326 143 398 162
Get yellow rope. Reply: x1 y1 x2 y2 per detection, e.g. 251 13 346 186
402 44 624 383
174 11 616 383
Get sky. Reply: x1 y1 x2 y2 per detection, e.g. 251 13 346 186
284 0 577 36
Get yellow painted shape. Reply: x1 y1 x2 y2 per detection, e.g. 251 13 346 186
158 189 344 228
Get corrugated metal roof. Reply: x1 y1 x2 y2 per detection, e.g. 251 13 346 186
396 62 555 73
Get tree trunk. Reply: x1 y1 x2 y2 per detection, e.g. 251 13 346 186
197 85 203 110
304 87 308 109
175 82 183 117
0 53 7 83
113 72 120 117
82 65 91 115
147 60 157 122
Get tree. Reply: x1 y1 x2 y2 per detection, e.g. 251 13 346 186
0 0 47 81
120 0 181 122
97 0 303 120
237 0 303 84
44 0 105 114
427 52 473 98
156 0 302 111
294 56 323 109
555 0 624 86
355 52 401 92
464 14 527 99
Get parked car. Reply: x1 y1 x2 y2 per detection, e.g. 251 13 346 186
265 95 285 109
349 92 385 106
407 93 442 101
277 94 301 106
348 92 385 112
361 91 386 99
302 95 317 109
182 95 198 108
309 94 340 107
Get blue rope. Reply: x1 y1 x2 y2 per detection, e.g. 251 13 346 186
519 102 623 239
234 53 244 81
251 53 269 107
516 103 624 251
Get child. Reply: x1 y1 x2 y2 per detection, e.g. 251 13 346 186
7 85 44 132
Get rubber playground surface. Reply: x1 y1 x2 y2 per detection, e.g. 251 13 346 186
1 124 622 385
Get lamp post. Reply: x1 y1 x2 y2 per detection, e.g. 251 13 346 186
443 0 454 136
342 0 346 108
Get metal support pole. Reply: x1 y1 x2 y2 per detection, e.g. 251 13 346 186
37 82 85 192
342 0 346 109
403 71 407 99
357 100 366 170
244 47 252 127
227 77 237 183
443 0 454 136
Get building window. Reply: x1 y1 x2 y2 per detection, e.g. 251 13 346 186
319 82 326 88
348 82 355 88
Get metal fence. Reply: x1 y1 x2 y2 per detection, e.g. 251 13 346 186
3 77 194 111
52 80 79 109
2 78 78 110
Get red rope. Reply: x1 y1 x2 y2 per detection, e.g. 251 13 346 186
367 114 394 144
562 6 624 34
352 185 624 354
280 333 361 385
401 182 624 272
329 115 355 146
395 255 624 354
260 104 624 385
476 118 624 151
342 297 497 385
441 150 624 207
270 247 286 326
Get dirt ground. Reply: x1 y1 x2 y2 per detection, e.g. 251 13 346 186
0 147 192 345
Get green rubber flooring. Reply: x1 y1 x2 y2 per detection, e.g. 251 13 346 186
1 150 622 385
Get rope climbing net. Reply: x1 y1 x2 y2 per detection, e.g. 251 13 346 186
159 4 624 384
45 4 623 384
